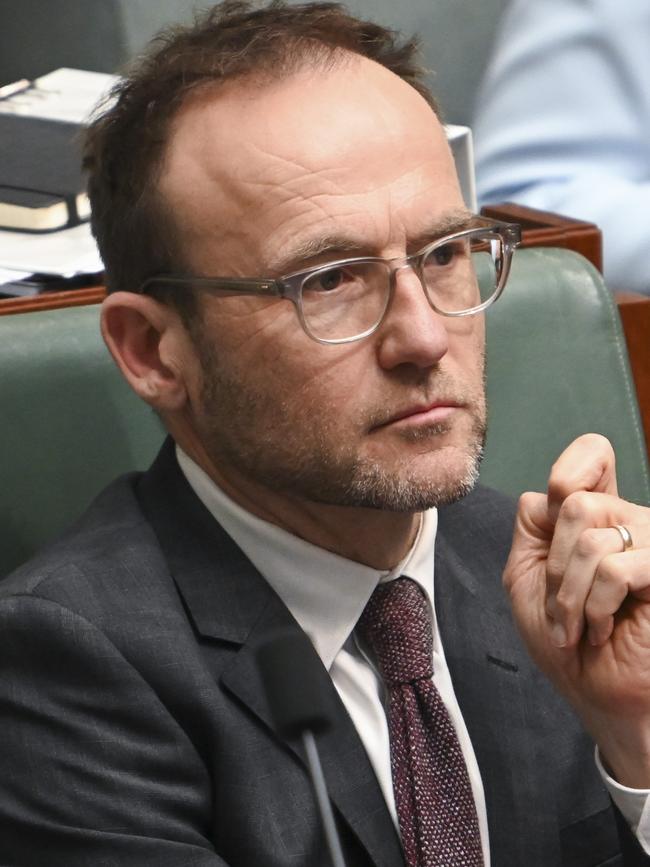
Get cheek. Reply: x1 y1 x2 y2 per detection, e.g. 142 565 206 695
447 317 485 376
210 296 296 349
198 296 310 386
202 296 370 408
284 349 373 420
271 340 377 439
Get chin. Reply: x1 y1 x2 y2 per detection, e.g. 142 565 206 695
338 442 484 513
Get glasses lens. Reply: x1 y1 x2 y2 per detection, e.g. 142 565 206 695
421 230 502 314
300 261 390 342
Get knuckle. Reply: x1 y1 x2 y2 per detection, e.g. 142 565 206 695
597 556 626 587
517 491 537 513
558 490 594 524
574 528 602 559
553 590 573 619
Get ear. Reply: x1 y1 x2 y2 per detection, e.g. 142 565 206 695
100 291 191 412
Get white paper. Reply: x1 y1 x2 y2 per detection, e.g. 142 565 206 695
0 68 118 125
0 68 109 276
445 124 477 211
0 222 104 277
0 267 31 284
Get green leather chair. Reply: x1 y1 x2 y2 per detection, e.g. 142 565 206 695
0 309 164 575
1 247 649 577
482 248 650 501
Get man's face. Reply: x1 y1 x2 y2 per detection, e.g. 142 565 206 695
160 56 486 512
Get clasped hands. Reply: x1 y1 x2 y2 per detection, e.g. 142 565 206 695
504 434 650 790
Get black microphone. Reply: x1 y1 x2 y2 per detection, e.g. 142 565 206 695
256 629 348 867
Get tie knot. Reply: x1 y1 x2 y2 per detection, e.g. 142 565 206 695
357 577 433 686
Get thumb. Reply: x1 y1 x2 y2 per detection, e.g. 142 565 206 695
547 434 618 525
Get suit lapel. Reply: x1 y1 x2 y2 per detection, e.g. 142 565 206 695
137 441 404 867
140 444 562 865
435 494 560 867
220 603 405 867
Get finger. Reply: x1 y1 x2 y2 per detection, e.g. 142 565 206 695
503 492 552 595
545 490 634 601
585 545 650 646
547 434 618 525
547 526 635 647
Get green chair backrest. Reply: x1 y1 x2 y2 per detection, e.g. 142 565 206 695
0 306 164 575
1 246 648 576
481 247 650 503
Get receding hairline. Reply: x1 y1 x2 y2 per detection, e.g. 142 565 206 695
153 47 442 263
160 44 436 163
85 2 440 298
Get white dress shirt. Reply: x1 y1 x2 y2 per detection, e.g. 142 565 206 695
177 445 650 857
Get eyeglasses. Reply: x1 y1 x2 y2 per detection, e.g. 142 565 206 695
138 216 521 345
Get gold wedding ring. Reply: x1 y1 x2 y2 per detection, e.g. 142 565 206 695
613 524 634 551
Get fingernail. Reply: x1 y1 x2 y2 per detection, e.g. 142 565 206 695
551 622 567 648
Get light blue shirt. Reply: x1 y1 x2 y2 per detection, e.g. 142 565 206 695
473 0 650 295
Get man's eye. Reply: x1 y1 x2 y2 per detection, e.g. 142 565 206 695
302 265 361 298
430 244 456 266
314 267 347 292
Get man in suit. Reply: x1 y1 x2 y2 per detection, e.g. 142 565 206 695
1 2 649 864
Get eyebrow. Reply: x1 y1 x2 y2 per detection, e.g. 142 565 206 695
268 209 476 276
408 210 476 253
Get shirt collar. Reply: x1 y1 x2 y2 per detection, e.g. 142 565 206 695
176 445 438 669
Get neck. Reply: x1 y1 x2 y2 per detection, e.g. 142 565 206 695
179 435 422 570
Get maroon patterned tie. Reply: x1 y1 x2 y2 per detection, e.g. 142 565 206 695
357 577 484 867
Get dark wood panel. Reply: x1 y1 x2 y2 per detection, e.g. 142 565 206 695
616 294 650 457
482 201 603 271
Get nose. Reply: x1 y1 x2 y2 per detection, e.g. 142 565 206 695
375 265 450 370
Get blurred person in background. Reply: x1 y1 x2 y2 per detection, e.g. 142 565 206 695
474 0 650 295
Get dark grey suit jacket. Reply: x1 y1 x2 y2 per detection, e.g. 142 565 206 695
0 440 645 866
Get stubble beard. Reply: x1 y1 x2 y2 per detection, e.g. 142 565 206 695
340 415 486 511
193 335 487 514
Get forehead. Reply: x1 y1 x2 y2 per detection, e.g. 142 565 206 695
159 55 464 270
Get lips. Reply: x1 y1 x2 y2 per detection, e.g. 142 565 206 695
371 400 463 431
392 401 461 422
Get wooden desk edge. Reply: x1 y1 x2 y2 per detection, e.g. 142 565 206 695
0 285 106 316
